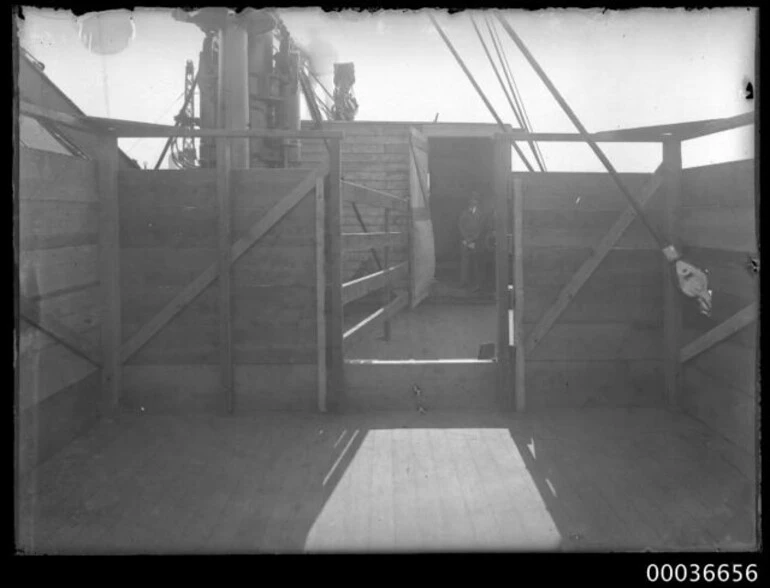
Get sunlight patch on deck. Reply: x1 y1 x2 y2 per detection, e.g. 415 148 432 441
305 428 561 552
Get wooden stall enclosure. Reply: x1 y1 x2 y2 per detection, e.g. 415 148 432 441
119 165 329 413
17 147 103 474
677 158 758 479
511 170 667 409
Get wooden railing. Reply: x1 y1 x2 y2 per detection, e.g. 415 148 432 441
338 180 410 349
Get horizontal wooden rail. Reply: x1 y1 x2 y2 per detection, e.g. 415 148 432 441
499 112 755 143
20 101 99 132
678 111 755 141
19 101 344 140
342 181 409 210
342 262 408 305
342 231 404 252
504 131 671 143
343 294 408 347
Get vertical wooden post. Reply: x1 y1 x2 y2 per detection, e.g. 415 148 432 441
663 139 682 408
98 133 121 413
382 207 392 341
407 192 415 307
326 138 344 410
494 135 511 406
217 137 234 414
512 177 526 412
315 176 327 413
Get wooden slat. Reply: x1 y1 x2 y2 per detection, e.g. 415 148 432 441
342 231 403 252
513 172 654 212
505 131 670 143
382 209 392 341
315 178 327 413
342 262 408 305
19 200 99 250
681 160 754 208
663 139 683 407
326 139 344 408
19 148 98 202
20 102 345 140
97 133 120 412
119 165 325 364
681 365 756 453
20 101 97 132
525 360 664 409
525 165 664 354
527 323 665 361
680 208 757 252
498 113 754 143
89 116 345 140
20 246 98 299
341 181 408 210
680 303 758 364
19 296 101 366
342 294 408 348
217 138 233 414
494 137 510 405
512 177 525 412
678 111 755 140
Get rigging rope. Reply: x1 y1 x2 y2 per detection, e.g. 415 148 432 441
428 13 535 172
471 15 543 172
486 16 547 172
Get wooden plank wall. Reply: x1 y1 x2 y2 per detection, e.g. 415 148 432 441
677 159 757 477
119 168 319 412
300 122 411 282
18 147 102 474
511 171 666 409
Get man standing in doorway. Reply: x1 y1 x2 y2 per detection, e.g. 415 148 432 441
459 191 486 292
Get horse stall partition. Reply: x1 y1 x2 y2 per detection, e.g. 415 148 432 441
676 157 758 479
18 146 104 475
119 158 332 413
510 167 668 410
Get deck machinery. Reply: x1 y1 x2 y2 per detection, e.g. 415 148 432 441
172 8 302 169
172 8 359 170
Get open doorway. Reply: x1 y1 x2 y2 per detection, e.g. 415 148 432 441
427 135 497 301
344 133 499 362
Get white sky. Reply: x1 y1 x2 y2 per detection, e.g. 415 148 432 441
17 7 756 171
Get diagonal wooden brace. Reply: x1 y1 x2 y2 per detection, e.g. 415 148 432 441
525 165 665 354
20 296 102 367
679 303 758 364
119 165 328 364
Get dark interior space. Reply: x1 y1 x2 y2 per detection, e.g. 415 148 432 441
428 136 496 286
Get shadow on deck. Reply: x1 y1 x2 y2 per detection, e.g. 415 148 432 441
17 407 756 553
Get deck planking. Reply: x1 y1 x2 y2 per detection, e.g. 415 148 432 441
17 408 757 553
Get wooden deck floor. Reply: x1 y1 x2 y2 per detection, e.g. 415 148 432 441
17 408 756 553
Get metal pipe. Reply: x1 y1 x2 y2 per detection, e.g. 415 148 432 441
219 20 250 169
